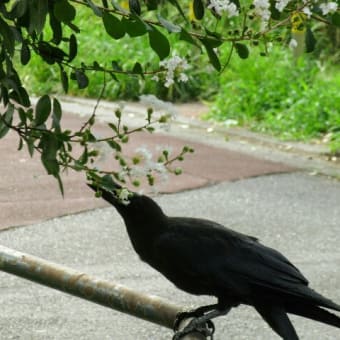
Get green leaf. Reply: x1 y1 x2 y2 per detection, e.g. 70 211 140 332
0 17 15 56
35 94 51 125
200 38 221 71
122 17 148 37
28 0 48 34
86 0 103 17
103 12 125 39
68 34 77 62
305 27 316 53
180 28 200 47
60 67 69 93
20 40 31 65
332 12 340 28
145 0 158 10
106 140 122 152
148 27 170 60
157 14 181 33
235 43 249 59
75 69 89 89
54 0 76 23
0 104 14 139
193 0 204 20
49 9 62 44
132 62 143 76
41 133 60 176
129 0 141 15
269 0 281 20
52 98 62 131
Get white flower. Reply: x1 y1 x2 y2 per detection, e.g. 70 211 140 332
253 0 271 21
159 55 190 88
319 2 338 15
139 94 178 119
289 38 298 50
275 0 290 12
302 6 312 18
136 146 153 161
207 0 239 17
118 188 131 205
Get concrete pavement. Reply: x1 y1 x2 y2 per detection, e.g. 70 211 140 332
0 97 339 339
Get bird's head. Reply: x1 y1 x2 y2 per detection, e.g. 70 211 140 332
87 179 166 224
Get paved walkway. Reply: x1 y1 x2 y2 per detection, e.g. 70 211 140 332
0 97 339 339
0 98 299 230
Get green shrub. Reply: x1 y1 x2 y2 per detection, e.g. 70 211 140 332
208 46 340 151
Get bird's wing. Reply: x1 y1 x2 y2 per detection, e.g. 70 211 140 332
153 222 309 299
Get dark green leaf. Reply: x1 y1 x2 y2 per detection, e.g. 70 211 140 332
180 28 200 47
52 98 62 131
145 0 158 10
332 12 340 28
112 60 123 71
20 40 31 65
54 0 76 23
49 9 62 44
28 0 48 34
200 38 221 71
60 67 69 93
35 94 51 125
132 62 143 75
305 27 316 53
86 0 103 17
68 34 77 62
0 104 14 139
193 0 204 20
18 108 27 125
75 69 89 89
148 27 170 60
103 12 125 39
106 140 122 151
269 0 281 20
0 17 15 56
56 173 64 196
18 138 24 151
235 43 249 59
129 0 141 15
41 133 60 176
122 17 148 37
157 14 181 33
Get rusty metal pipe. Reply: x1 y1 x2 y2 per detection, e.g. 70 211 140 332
0 245 207 339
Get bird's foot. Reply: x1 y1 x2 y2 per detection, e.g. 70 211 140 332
173 305 215 331
173 312 215 340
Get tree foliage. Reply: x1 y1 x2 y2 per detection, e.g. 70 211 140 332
0 0 339 192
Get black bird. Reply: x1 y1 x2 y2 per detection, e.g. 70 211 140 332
88 182 340 339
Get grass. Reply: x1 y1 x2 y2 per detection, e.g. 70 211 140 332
207 46 340 153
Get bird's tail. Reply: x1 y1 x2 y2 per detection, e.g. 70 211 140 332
287 303 340 329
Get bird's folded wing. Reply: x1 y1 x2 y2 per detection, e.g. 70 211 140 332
154 229 309 297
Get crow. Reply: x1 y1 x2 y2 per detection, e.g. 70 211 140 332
88 182 340 339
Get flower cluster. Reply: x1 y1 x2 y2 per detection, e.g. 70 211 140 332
319 1 338 15
207 0 239 17
253 0 271 22
157 55 190 88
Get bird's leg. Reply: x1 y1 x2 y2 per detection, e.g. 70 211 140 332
173 306 232 340
174 303 219 331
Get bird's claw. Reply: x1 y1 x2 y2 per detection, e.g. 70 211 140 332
173 313 215 339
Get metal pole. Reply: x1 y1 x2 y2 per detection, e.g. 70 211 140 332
0 245 207 339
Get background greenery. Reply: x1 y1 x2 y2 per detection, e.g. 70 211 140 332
16 7 340 153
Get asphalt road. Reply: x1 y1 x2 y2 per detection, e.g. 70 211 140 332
0 172 340 339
